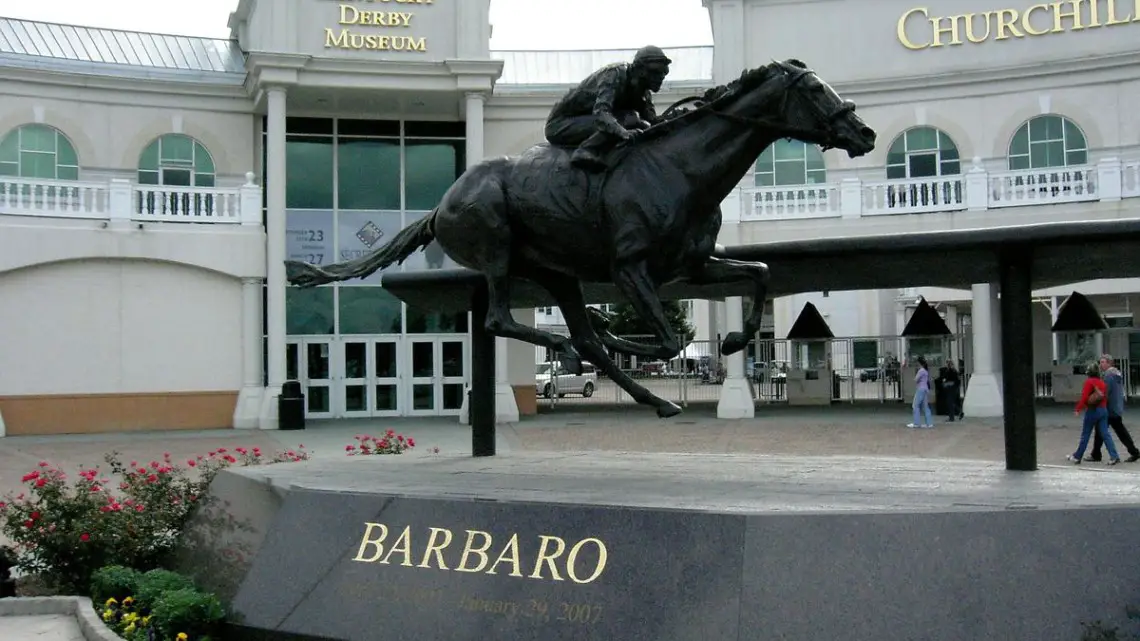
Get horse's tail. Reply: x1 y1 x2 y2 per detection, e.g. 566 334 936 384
285 211 436 287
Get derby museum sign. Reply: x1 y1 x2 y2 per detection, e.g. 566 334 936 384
897 0 1140 49
324 0 436 52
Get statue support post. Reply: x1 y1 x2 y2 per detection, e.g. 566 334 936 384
470 283 496 456
999 246 1036 471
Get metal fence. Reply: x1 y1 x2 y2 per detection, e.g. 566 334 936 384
536 334 972 410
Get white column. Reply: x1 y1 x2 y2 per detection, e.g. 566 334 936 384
717 296 755 419
459 91 519 425
963 283 1003 417
234 277 265 428
259 86 288 429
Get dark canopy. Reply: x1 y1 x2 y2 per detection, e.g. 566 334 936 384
1051 291 1108 332
901 297 952 337
785 301 834 340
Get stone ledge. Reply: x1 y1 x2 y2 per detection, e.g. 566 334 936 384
0 596 121 641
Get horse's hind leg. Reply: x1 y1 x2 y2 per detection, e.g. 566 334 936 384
532 267 682 418
483 273 581 369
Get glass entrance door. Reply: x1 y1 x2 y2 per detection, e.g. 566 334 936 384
301 339 333 419
338 337 402 418
408 337 469 416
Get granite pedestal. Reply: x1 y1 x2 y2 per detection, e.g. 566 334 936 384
176 452 1140 641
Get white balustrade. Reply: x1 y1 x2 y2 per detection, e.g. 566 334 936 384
987 165 1097 208
740 156 1134 221
0 177 109 218
0 172 261 225
743 183 839 219
862 175 965 216
1124 160 1140 199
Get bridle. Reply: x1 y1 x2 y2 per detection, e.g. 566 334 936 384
661 64 856 151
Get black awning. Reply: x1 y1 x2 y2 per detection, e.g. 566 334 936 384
785 301 835 340
901 297 952 337
1051 291 1108 332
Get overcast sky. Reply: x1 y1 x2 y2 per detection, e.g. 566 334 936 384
0 0 713 49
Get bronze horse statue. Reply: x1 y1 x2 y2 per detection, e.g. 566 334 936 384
286 59 877 418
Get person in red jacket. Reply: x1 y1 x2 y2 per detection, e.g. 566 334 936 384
1067 363 1120 465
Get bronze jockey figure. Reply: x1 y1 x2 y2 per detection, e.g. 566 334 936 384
544 45 673 172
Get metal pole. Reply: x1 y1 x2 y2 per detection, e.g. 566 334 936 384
470 283 495 457
1000 247 1037 471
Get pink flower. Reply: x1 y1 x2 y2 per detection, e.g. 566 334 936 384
187 460 197 467
37 461 48 467
345 445 355 451
21 471 39 483
34 478 46 488
80 533 90 542
407 438 415 447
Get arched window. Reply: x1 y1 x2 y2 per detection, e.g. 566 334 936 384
754 139 826 187
0 124 79 180
1008 115 1088 170
886 127 960 179
138 134 216 187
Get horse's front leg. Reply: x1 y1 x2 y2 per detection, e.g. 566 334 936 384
684 256 770 356
610 261 684 361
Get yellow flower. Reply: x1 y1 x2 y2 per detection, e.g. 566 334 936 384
124 612 138 623
122 596 134 606
104 598 117 607
142 616 151 626
102 610 113 622
124 623 136 634
177 634 189 641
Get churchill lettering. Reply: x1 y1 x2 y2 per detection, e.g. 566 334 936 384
897 0 1140 49
324 0 434 52
352 523 610 585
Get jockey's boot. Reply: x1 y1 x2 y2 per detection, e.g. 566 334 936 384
570 146 607 172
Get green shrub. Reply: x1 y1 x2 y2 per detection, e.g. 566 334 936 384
0 446 309 594
134 569 195 610
89 565 142 607
149 587 226 640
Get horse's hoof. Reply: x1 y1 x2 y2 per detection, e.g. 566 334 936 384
656 402 683 419
720 331 750 356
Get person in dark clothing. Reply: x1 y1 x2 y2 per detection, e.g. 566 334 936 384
941 359 963 422
544 45 672 171
1087 354 1140 462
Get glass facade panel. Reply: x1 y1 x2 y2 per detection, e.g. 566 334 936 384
1009 115 1086 170
406 306 469 334
0 125 79 180
286 136 334 209
273 118 472 417
286 210 335 267
402 210 456 271
336 209 403 285
286 287 335 335
404 139 463 210
339 287 403 334
886 127 960 178
754 140 827 187
337 139 400 210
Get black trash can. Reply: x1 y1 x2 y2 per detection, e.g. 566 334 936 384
279 380 306 431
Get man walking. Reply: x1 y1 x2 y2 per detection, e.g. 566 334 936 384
1087 353 1140 463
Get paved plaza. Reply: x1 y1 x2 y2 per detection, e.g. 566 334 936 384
2 404 1137 639
1 404 1133 506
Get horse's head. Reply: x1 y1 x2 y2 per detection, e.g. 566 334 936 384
761 59 876 158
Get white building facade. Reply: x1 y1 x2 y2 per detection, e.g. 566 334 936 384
703 0 1140 416
0 3 712 435
1 0 1138 435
